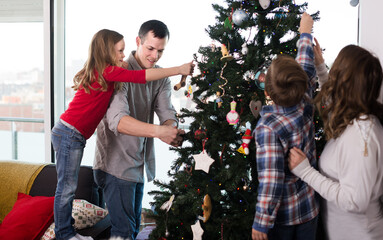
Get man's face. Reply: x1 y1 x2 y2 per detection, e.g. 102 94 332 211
135 31 168 69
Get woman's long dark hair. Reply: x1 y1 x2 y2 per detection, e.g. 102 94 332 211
315 45 383 139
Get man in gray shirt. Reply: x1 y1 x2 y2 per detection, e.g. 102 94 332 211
94 20 187 240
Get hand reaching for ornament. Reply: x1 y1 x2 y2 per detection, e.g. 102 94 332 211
158 120 185 147
299 12 313 34
313 37 324 66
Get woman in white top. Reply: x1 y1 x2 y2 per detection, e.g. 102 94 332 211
288 43 383 240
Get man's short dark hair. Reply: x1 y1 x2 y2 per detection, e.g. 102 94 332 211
138 20 170 41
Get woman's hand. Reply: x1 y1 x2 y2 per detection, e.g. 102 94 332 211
288 147 307 170
313 37 324 66
252 229 268 240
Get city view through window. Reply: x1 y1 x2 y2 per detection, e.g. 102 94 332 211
0 22 44 161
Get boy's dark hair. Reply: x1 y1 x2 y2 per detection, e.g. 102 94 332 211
138 20 170 42
265 55 308 107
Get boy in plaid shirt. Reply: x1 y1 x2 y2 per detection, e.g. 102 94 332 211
251 13 319 240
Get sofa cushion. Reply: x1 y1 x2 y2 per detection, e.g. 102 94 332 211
0 160 47 222
0 192 54 240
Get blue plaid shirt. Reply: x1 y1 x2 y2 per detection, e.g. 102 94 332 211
252 33 319 233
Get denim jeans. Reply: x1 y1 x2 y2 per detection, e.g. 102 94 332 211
268 215 318 240
51 121 86 240
94 170 144 240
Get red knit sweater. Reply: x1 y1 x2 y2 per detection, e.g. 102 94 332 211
60 65 146 139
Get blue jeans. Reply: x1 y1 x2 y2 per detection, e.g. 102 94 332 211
51 121 86 240
94 170 144 240
268 216 318 240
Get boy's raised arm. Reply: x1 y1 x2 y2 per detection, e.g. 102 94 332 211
296 12 316 97
300 12 313 34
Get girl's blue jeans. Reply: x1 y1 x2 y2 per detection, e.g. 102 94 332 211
51 120 86 240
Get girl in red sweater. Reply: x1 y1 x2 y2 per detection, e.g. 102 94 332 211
51 29 193 240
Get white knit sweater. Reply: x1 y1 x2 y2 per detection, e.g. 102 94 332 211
292 116 383 240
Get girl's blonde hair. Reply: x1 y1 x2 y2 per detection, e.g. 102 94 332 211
315 45 383 140
73 29 123 93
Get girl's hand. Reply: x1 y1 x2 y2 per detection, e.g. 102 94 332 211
313 37 324 66
288 147 307 170
178 61 195 76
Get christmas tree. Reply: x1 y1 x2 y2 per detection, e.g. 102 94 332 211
149 1 320 239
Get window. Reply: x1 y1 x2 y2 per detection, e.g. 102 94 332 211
0 0 45 162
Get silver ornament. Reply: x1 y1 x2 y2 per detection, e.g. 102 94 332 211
243 70 256 81
259 0 271 10
350 0 359 7
232 9 249 26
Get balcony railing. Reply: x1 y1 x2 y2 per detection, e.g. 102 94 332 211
0 117 44 160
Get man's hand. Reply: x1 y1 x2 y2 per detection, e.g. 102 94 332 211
288 147 307 170
158 122 185 147
252 229 268 240
300 12 314 34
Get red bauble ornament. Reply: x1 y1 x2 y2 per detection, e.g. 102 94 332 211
194 128 207 140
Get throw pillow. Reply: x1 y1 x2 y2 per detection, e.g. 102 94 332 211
0 192 54 240
72 199 108 229
41 199 108 240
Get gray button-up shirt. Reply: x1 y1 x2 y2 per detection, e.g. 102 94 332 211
93 51 177 183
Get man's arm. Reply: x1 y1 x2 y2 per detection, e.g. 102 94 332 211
105 82 184 147
152 74 184 145
117 116 184 147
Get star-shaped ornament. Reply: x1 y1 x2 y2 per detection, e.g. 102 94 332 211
193 152 215 173
191 220 204 240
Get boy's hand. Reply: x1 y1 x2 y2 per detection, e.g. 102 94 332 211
300 12 313 34
313 37 324 66
178 61 195 76
288 147 307 170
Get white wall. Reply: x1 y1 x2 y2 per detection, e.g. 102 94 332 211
359 0 383 102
